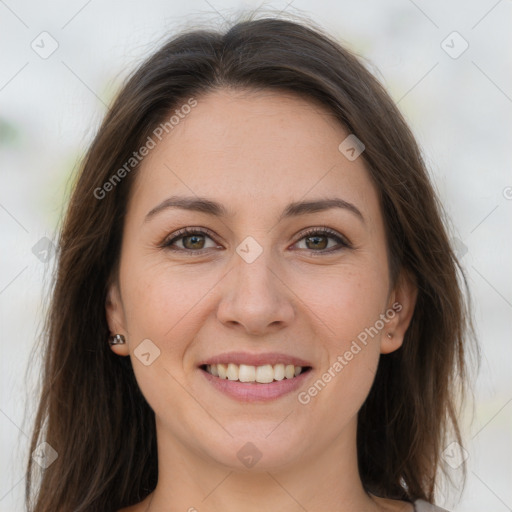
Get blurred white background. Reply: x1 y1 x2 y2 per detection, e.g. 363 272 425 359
1 1 511 511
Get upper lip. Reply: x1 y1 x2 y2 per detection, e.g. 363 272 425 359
198 351 313 368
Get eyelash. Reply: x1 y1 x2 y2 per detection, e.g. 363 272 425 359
161 226 352 255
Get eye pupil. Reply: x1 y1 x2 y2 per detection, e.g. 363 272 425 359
184 234 204 249
306 235 328 250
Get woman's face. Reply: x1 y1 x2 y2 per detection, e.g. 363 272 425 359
107 88 416 472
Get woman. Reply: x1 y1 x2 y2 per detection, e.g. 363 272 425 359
25 14 477 512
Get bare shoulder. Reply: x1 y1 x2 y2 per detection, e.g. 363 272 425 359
371 494 415 511
414 499 451 511
371 493 451 512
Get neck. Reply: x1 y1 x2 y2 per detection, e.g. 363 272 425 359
144 417 383 512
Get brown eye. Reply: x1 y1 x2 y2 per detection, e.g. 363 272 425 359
181 233 206 250
162 228 219 253
294 228 350 253
162 226 350 255
304 234 329 250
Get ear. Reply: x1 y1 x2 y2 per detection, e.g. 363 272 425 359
106 280 130 356
380 269 418 355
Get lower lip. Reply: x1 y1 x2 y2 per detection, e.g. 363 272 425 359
200 368 312 402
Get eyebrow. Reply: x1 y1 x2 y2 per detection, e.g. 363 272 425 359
144 195 365 224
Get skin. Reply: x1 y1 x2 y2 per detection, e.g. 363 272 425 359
107 88 417 512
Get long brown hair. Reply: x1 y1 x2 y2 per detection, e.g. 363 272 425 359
25 12 478 511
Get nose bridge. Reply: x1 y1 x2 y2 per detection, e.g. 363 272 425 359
233 233 281 299
216 234 295 333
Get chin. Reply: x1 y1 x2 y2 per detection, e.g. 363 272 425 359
198 431 306 473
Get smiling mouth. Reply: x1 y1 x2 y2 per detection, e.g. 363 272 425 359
200 363 312 383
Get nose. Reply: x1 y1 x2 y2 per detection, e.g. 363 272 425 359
216 244 296 336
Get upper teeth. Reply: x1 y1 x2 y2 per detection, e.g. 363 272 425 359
206 363 304 383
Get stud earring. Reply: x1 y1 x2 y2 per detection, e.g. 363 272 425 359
109 334 126 345
386 333 393 339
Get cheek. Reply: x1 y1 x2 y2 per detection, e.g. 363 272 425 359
120 255 214 340
119 263 211 426
294 264 386 411
298 345 380 456
299 288 384 433
294 262 389 341
119 258 226 398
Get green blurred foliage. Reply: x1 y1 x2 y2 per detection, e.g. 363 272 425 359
0 117 20 147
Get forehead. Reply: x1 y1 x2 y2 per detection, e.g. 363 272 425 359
128 88 380 225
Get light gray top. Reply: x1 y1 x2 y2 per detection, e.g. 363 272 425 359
414 499 451 511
